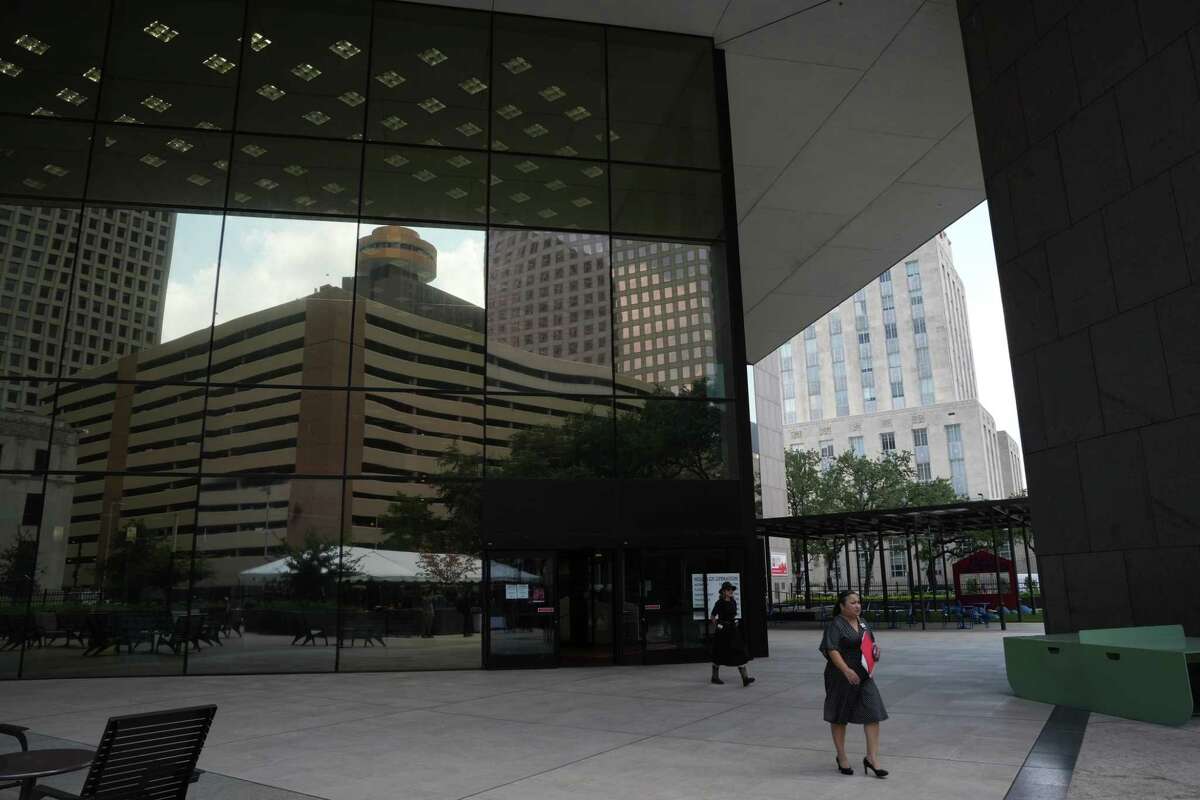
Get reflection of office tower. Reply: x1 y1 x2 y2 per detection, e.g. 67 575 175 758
0 205 176 412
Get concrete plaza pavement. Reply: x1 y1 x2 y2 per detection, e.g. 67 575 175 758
1 624 1069 800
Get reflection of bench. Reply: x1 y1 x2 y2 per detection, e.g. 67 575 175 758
339 613 386 647
1005 624 1200 726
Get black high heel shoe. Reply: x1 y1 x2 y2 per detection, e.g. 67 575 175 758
862 757 888 778
835 758 853 775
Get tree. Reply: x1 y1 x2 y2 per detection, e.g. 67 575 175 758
0 532 38 600
416 551 476 585
103 520 215 605
278 531 362 603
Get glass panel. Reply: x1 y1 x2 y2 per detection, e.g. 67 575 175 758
339 476 482 671
352 391 484 479
487 553 554 662
607 29 719 169
209 214 358 386
54 381 204 473
612 237 733 398
485 395 614 479
1 1 110 120
486 228 612 394
0 121 92 202
229 134 361 218
615 397 735 480
489 155 609 231
100 0 244 130
362 146 486 226
491 15 606 160
0 203 80 386
351 222 485 391
202 385 349 476
366 2 490 149
88 125 231 210
20 474 195 679
557 549 613 666
237 0 371 140
610 164 724 240
186 475 343 674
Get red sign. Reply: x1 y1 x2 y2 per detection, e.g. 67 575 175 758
536 606 554 614
770 553 788 576
645 603 662 611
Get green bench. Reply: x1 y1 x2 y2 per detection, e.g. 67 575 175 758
1004 624 1200 726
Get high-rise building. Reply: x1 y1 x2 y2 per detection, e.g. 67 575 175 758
996 430 1025 498
0 205 175 412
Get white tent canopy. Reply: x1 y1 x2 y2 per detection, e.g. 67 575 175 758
238 547 483 584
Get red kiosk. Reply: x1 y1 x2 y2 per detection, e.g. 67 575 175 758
952 549 1018 611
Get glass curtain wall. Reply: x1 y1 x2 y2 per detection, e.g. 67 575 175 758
0 0 737 679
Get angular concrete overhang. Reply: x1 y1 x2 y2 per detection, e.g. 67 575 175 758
418 0 985 362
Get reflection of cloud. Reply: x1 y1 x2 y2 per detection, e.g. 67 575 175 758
161 261 218 343
429 236 485 306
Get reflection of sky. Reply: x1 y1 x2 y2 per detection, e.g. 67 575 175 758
162 215 484 343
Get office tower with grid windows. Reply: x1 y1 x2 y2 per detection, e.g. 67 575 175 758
777 231 1021 500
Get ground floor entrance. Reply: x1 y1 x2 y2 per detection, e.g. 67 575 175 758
484 546 747 669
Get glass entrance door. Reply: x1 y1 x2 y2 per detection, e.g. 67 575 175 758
557 550 614 666
486 552 556 668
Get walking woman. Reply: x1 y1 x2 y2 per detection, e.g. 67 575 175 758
820 590 888 778
710 581 755 686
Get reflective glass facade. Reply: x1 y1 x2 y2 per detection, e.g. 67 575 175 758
0 1 750 678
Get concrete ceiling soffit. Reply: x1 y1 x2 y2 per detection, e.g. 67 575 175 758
829 180 983 251
900 114 985 190
492 0 728 34
738 207 852 307
744 291 847 358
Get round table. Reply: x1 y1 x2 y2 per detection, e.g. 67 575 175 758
0 748 95 800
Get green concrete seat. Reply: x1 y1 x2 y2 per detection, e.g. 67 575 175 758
1004 624 1200 726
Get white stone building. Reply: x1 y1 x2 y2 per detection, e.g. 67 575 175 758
996 430 1026 497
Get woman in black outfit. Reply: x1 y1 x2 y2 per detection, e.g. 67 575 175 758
709 581 755 687
820 589 888 778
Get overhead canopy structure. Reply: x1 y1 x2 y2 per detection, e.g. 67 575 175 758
756 497 1032 539
239 548 484 584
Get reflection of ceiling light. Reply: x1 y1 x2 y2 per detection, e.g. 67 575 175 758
329 40 361 59
294 195 316 207
417 48 447 66
502 56 531 74
114 114 140 124
595 129 621 142
203 54 236 74
492 139 509 151
564 105 591 122
418 97 446 114
413 169 436 182
241 143 267 157
257 83 285 101
196 121 218 130
234 191 252 203
572 196 593 207
380 115 407 131
338 91 365 107
523 123 548 138
83 67 101 83
56 88 86 106
322 182 345 194
446 154 471 168
255 177 279 189
187 174 211 186
142 95 171 113
104 136 117 147
348 132 363 141
581 165 603 178
302 110 330 126
545 179 565 191
140 154 166 168
489 174 502 186
31 107 56 117
555 145 579 157
456 122 482 137
459 77 487 95
375 70 405 88
249 33 271 52
539 85 566 102
509 192 530 204
283 164 307 176
496 104 522 120
513 160 538 174
537 208 558 219
291 63 321 81
142 22 179 43
22 178 46 190
16 34 50 55
446 187 467 199
213 159 228 170
383 153 408 168
1 61 23 78
43 164 69 177
165 137 193 152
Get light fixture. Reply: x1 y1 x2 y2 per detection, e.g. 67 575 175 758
56 88 86 106
489 174 502 185
418 97 446 114
255 177 279 190
195 121 219 131
203 54 236 74
233 191 252 203
1 60 23 78
302 110 331 126
81 66 101 83
257 83 285 101
459 77 487 95
248 33 271 52
491 139 509 151
329 40 361 60
572 197 592 207
502 56 531 74
509 192 530 204
537 208 557 219
539 85 565 102
42 164 69 177
187 174 211 186
544 179 565 191
555 145 578 157
31 107 56 117
142 21 179 43
496 104 521 120
380 115 407 131
456 122 482 137
338 91 365 107
580 165 603 178
141 95 172 113
383 153 408 168
513 160 538 174
114 114 139 124
595 129 621 142
15 34 50 55
22 178 46 190
446 154 471 168
417 48 447 66
139 154 166 168
322 182 345 194
165 137 193 152
241 143 267 157
104 136 118 147
375 70 405 88
445 187 467 199
291 63 321 82
212 159 229 170
523 123 548 138
564 105 591 122
283 164 308 176
412 169 436 182
293 195 316 207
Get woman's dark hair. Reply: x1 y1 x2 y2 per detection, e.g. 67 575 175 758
834 589 860 615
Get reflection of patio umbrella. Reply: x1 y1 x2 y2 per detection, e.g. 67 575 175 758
238 548 483 584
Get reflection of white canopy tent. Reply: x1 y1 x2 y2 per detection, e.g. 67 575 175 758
238 548 482 584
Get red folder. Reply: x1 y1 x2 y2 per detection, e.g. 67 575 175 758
860 628 876 677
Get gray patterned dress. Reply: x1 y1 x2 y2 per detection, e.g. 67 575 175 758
819 615 888 724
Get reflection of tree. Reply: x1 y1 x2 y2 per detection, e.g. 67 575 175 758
103 521 214 605
279 531 362 603
0 533 37 600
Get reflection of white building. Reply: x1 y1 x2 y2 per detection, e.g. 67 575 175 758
0 411 77 590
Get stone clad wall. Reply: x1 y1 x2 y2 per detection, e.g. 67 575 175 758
958 0 1200 633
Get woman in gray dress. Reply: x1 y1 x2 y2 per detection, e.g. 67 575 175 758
820 589 888 778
